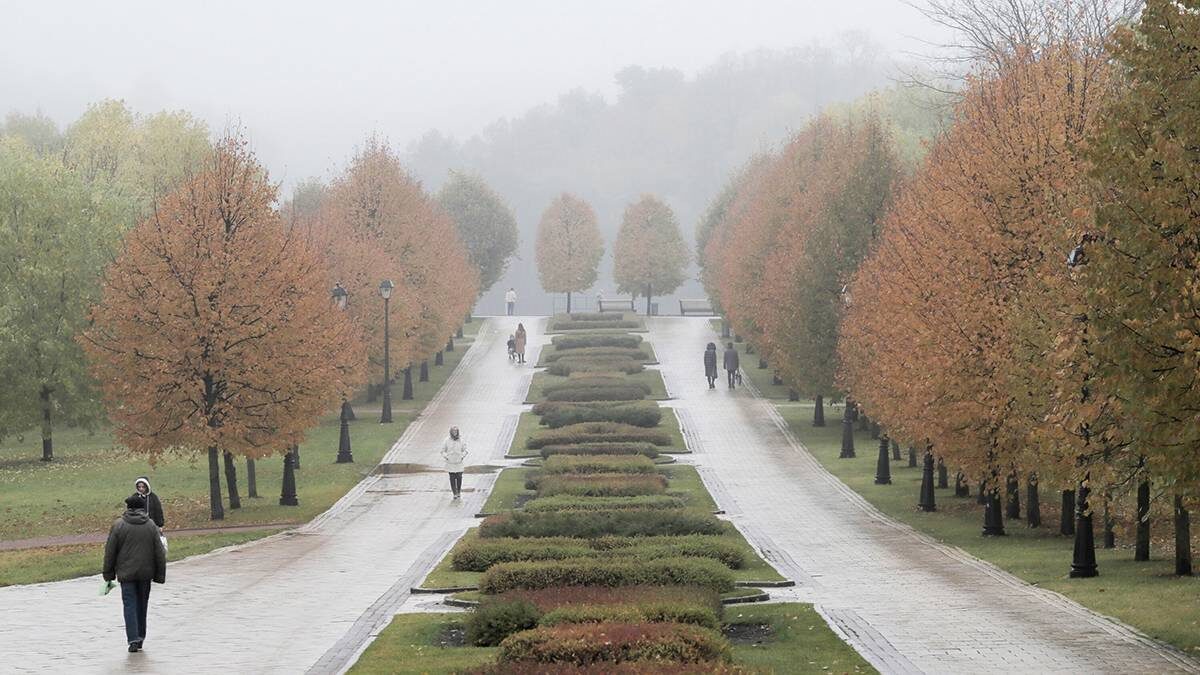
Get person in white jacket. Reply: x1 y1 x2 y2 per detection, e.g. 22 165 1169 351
441 426 468 499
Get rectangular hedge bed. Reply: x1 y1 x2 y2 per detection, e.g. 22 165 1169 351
525 369 669 403
506 409 687 459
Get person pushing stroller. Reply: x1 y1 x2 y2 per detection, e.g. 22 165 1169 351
507 334 517 362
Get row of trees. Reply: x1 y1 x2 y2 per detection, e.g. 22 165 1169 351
701 0 1198 575
535 193 689 313
1 103 521 520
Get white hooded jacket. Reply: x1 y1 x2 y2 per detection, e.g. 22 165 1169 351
441 438 468 473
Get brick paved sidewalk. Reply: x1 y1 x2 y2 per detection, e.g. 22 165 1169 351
0 317 543 675
652 317 1199 675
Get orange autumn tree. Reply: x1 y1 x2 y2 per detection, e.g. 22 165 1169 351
613 195 689 315
536 193 603 313
83 137 365 520
840 43 1117 541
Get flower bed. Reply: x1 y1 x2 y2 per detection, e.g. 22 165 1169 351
527 474 668 497
523 494 686 512
526 422 671 449
479 557 736 594
496 622 732 665
498 585 721 613
538 442 660 459
451 533 745 571
479 509 728 539
544 385 649 402
540 454 658 475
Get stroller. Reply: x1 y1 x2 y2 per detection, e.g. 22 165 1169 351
507 335 518 363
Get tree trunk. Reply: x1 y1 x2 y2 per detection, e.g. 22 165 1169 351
292 443 301 470
1006 472 1021 520
435 350 444 366
646 284 652 315
402 366 414 400
37 386 53 462
857 413 870 432
446 337 455 352
419 360 429 382
1135 479 1151 561
870 421 880 440
908 446 917 469
456 325 463 339
1174 495 1192 576
366 383 379 403
207 445 224 520
937 457 948 488
223 451 241 509
758 356 767 369
246 457 258 498
745 342 755 355
772 372 783 386
721 319 731 339
1103 493 1115 549
567 291 572 314
977 480 987 505
954 471 969 498
1026 474 1041 528
813 395 825 427
788 389 799 402
1060 490 1075 535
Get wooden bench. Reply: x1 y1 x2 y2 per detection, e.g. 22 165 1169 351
597 298 635 313
679 299 715 316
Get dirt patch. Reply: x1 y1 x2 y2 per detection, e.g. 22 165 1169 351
513 493 535 509
723 622 775 645
434 624 467 647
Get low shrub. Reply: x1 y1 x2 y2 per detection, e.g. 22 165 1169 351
528 474 667 497
552 334 643 350
496 622 732 665
526 422 671 449
540 454 658 475
539 603 720 630
539 442 660 459
544 385 647 403
466 598 541 646
542 347 651 363
478 509 728 539
551 319 641 331
453 534 745 570
498 585 721 613
546 358 644 376
480 557 736 594
470 659 749 674
523 495 686 512
534 401 662 428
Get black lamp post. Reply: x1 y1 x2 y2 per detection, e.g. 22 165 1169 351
1070 473 1098 577
874 434 892 485
332 284 354 463
379 280 394 424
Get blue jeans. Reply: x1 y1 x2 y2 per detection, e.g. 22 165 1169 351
120 580 152 644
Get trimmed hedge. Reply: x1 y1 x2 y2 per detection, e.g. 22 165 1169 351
551 319 641 331
526 422 671 449
523 495 686 513
539 442 660 459
466 599 540 646
552 334 643 350
539 603 720 630
479 557 736 594
542 347 651 363
530 474 667 497
478 509 727 539
498 584 721 612
540 454 658 475
470 660 749 674
453 535 746 571
544 385 647 403
496 622 732 665
534 401 662 428
546 358 644 376
556 312 617 322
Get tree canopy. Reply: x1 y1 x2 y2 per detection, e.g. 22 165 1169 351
437 171 519 298
613 195 689 312
535 193 603 311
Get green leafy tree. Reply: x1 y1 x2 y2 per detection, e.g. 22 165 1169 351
437 171 519 296
614 195 689 314
535 193 603 313
1085 0 1200 574
0 138 125 459
1 111 64 156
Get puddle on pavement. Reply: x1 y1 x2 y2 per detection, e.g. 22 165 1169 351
464 465 503 474
372 463 436 475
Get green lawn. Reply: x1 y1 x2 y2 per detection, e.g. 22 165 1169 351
779 404 1200 656
525 368 669 403
348 613 496 675
0 321 481 584
727 603 876 674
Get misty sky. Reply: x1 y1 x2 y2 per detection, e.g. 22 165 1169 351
1 0 942 186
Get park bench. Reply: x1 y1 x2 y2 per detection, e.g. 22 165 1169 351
597 297 635 313
679 298 715 316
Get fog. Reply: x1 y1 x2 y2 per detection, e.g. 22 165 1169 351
1 0 947 314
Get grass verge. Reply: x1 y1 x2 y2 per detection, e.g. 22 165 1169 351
348 613 495 674
726 603 875 674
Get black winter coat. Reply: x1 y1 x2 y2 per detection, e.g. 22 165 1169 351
723 348 740 372
103 510 166 584
144 492 165 528
703 348 718 378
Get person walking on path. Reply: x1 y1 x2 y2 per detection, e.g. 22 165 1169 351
703 342 718 389
102 494 166 653
723 342 740 390
505 288 517 316
514 323 527 364
441 426 468 499
133 477 165 530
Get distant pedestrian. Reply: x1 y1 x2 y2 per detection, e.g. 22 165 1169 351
703 342 718 389
133 476 165 530
723 342 740 390
507 334 518 362
103 494 166 653
514 323 527 364
505 288 517 316
441 426 468 499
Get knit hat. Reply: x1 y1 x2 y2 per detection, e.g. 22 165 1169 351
125 494 147 510
134 476 151 493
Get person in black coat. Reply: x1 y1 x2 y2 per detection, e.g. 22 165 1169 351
103 494 166 652
723 342 740 390
133 477 165 530
703 342 718 389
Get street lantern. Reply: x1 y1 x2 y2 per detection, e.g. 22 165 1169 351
331 284 354 463
379 280 394 424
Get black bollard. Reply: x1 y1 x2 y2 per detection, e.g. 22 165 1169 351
954 471 970 498
758 357 767 369
908 446 917 468
1006 472 1021 520
1060 490 1075 535
336 400 354 463
839 403 856 459
1069 476 1098 577
419 360 429 383
983 485 1006 536
919 451 937 512
279 450 299 506
875 435 892 485
937 457 948 488
1027 474 1041 527
891 439 901 461
435 350 444 366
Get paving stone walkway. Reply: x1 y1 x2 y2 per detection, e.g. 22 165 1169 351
0 317 542 675
651 317 1199 675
